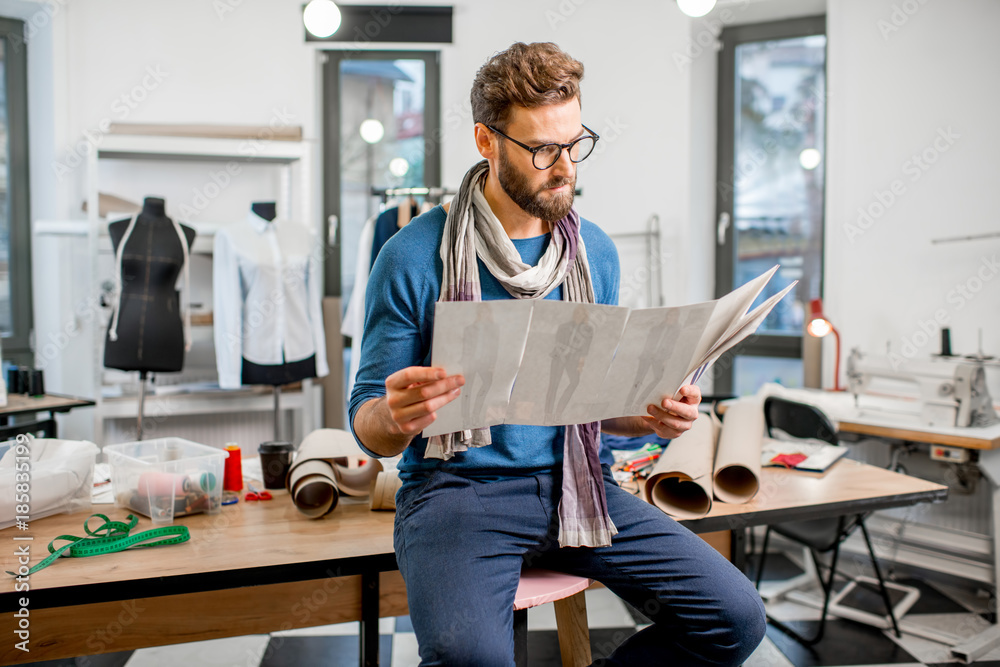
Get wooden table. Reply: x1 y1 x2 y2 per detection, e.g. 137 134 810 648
0 393 95 440
0 461 946 666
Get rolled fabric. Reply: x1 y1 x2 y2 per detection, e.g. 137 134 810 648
644 413 719 519
286 429 383 518
712 398 763 504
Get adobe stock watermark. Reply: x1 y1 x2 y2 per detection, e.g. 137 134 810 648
544 0 588 30
843 126 959 244
7 0 69 53
877 0 933 41
717 83 828 205
52 65 170 182
673 0 751 72
889 254 998 368
174 107 296 219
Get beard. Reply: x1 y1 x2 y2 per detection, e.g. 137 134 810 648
496 143 576 222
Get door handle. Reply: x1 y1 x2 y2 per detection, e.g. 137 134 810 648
328 215 339 246
717 212 731 245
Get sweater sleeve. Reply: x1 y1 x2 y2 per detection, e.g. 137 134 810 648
348 227 435 458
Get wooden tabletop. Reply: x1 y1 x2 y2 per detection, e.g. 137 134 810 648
0 461 945 613
716 391 1000 450
0 393 95 418
1 491 397 611
837 419 1000 450
682 458 947 533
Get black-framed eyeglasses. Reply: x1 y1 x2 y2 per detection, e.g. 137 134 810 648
486 124 600 170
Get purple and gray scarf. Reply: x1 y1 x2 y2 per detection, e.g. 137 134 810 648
425 159 617 548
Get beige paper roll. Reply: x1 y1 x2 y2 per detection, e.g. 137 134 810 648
370 469 403 511
286 429 383 518
712 399 763 504
643 414 719 519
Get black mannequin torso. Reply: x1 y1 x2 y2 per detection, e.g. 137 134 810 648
104 197 196 373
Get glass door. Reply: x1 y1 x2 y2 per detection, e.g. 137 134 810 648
0 17 32 365
323 50 440 299
322 50 441 415
715 17 826 395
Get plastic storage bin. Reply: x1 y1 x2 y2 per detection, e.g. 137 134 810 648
104 438 228 525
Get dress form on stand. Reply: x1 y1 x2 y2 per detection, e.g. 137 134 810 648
105 196 195 440
251 201 283 442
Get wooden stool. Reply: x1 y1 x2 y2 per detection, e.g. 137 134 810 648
514 568 593 667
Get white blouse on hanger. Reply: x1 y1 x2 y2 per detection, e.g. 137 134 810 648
213 211 329 389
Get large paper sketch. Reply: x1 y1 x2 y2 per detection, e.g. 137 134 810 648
600 302 717 420
424 266 794 432
508 301 628 426
422 300 533 438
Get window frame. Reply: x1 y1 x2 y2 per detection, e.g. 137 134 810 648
0 17 33 366
713 15 827 394
321 49 441 297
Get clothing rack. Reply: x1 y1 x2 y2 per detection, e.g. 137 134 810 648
370 185 584 204
609 214 663 308
371 186 457 204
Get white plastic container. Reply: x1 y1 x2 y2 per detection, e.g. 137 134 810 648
104 438 228 525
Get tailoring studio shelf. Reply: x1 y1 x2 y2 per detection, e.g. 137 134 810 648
82 131 321 444
95 134 307 164
96 384 309 420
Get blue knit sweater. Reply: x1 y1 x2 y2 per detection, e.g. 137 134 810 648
348 205 621 486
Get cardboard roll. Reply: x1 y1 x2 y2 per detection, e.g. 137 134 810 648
286 429 383 519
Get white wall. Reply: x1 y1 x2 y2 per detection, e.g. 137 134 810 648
14 0 1000 436
825 0 1000 391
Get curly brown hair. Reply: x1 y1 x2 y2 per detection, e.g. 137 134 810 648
470 42 584 131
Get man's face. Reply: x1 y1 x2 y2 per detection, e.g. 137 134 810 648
495 99 583 223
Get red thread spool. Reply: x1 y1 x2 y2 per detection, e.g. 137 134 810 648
223 443 243 492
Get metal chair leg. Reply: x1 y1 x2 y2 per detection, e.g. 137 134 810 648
859 519 902 638
755 526 772 589
514 608 528 667
768 545 841 646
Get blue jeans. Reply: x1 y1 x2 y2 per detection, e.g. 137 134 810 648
393 467 766 666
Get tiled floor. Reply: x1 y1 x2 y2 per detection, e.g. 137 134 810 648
19 554 1000 667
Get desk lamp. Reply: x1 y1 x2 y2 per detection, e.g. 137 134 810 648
807 298 842 391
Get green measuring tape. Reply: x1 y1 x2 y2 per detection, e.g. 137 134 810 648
6 513 190 577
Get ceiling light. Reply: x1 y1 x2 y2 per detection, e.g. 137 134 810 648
676 0 717 18
303 0 342 38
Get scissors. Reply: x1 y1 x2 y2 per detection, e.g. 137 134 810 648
245 481 273 501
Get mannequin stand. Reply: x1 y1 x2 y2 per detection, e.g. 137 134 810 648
137 371 148 441
273 385 281 441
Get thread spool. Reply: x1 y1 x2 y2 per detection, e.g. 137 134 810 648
223 442 243 492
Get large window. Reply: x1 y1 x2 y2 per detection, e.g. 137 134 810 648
715 17 826 395
0 18 32 365
322 50 440 299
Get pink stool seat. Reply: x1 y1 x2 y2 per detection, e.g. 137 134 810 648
514 568 593 611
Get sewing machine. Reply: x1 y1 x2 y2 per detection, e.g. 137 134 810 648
846 348 999 428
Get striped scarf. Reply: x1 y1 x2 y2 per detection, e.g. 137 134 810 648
426 159 617 548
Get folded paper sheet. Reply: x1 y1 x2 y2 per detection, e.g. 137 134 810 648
426 300 534 438
643 413 720 520
286 429 382 518
507 301 629 426
712 398 763 504
426 266 796 433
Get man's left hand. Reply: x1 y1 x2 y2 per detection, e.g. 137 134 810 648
642 384 702 439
